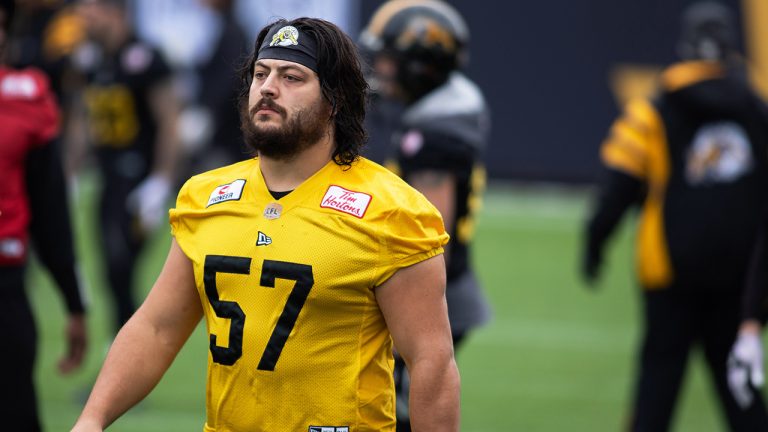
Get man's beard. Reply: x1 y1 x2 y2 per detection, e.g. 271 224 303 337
241 96 332 160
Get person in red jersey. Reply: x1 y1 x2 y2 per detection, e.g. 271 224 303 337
0 0 88 430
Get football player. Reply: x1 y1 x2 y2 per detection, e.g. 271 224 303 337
71 0 181 333
360 1 493 429
583 2 768 430
71 16 459 431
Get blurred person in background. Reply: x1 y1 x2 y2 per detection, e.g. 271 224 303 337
70 16 459 431
0 0 88 429
583 1 768 430
180 0 250 175
8 0 89 180
727 209 768 411
360 1 492 430
233 0 358 43
69 0 181 333
130 0 247 175
7 0 85 98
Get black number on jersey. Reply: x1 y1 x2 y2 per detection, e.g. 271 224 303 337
203 255 314 371
204 255 251 365
258 260 314 371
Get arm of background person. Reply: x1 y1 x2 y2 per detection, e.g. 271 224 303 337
741 212 768 326
583 98 658 286
61 90 90 182
26 137 87 373
127 78 182 233
71 239 202 432
147 77 181 181
376 254 460 431
582 168 644 284
727 212 768 409
408 170 456 263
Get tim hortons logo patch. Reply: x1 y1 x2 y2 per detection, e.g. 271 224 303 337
320 185 372 218
207 179 246 207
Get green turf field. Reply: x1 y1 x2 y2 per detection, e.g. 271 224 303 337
28 178 751 431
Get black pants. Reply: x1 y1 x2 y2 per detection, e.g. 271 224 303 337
0 266 41 431
631 284 768 431
98 180 145 333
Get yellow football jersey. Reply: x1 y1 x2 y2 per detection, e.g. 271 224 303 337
169 157 448 432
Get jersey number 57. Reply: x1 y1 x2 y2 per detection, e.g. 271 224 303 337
203 255 314 371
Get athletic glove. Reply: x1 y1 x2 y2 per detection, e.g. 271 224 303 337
727 330 765 409
126 174 172 234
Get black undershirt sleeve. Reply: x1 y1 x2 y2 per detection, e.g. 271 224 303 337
25 139 85 314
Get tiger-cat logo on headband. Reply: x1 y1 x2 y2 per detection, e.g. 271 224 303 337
270 26 299 47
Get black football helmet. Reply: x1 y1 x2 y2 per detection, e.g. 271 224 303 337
360 0 469 100
678 1 737 61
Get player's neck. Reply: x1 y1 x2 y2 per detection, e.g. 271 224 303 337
259 134 335 192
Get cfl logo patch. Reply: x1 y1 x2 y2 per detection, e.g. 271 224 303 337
309 427 349 432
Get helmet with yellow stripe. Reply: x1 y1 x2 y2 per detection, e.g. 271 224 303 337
360 0 469 101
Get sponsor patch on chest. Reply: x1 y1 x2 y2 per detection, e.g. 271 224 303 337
206 179 246 207
320 185 372 218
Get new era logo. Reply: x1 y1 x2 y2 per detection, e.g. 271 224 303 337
256 231 272 246
309 427 348 432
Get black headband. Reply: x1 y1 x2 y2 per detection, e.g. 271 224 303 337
257 23 318 73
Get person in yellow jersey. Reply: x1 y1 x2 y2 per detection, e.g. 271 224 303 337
70 16 460 432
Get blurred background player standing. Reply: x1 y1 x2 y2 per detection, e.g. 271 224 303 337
180 0 250 175
360 1 492 429
69 0 181 333
583 2 768 430
0 0 88 429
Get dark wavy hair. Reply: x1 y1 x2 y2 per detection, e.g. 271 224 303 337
239 17 369 167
